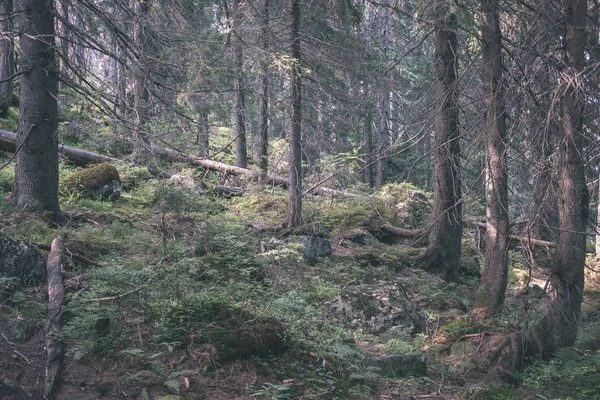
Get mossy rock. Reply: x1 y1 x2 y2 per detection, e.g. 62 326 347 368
63 163 121 201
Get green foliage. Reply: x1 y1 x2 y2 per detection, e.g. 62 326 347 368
0 106 18 131
198 216 265 282
0 162 14 192
521 348 600 399
117 165 152 190
251 382 292 399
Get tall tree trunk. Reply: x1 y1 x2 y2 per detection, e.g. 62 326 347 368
363 108 375 188
257 0 269 178
474 0 509 315
0 0 13 116
233 0 247 169
597 178 600 258
13 0 62 221
529 119 559 241
375 0 390 189
132 0 151 164
285 0 302 228
415 0 462 281
197 110 210 158
549 0 589 348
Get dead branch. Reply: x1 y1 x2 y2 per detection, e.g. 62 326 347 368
45 235 66 399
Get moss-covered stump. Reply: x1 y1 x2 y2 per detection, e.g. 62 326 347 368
63 163 121 201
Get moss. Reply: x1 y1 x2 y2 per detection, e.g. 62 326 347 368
63 163 120 191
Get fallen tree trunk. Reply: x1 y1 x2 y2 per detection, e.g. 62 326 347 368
0 129 124 166
155 146 357 198
467 220 556 248
44 235 66 399
1 128 356 197
380 220 556 249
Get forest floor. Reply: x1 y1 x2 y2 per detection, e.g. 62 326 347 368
1 162 600 400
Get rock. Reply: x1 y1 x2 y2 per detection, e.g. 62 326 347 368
169 174 199 190
331 283 424 334
339 229 379 248
7 317 29 342
63 163 121 201
365 354 427 377
301 237 332 261
0 233 46 285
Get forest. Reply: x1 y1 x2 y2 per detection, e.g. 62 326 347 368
1 0 600 398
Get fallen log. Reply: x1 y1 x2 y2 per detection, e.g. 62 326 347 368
0 129 124 166
155 146 357 198
44 235 66 399
466 220 556 248
0 129 356 197
379 220 556 249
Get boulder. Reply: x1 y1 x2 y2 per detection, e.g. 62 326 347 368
301 236 332 261
339 229 379 248
331 283 424 334
0 233 46 285
365 354 427 377
63 163 121 201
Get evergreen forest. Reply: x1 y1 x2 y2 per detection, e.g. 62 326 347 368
1 0 600 398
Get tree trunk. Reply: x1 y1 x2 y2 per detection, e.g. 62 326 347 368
415 0 462 281
257 0 269 179
363 108 375 188
233 0 247 169
132 0 151 164
13 0 62 222
375 0 390 190
0 0 13 116
285 0 302 228
197 110 210 158
597 178 600 258
549 0 589 348
473 0 509 315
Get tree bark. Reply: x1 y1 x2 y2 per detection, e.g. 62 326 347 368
415 0 462 281
597 178 600 258
257 0 269 179
363 108 375 188
44 235 66 399
375 0 390 190
549 0 589 348
474 0 509 316
13 0 62 221
233 0 247 169
132 0 151 164
285 0 302 228
0 0 14 116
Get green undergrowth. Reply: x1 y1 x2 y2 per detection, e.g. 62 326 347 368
1 161 600 399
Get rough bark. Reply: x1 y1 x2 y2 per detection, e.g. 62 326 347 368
0 129 123 166
0 0 13 116
549 0 589 348
132 0 151 164
375 0 390 190
233 0 247 169
197 110 210 158
415 0 462 281
13 0 62 221
473 0 509 316
285 0 302 228
257 0 269 178
44 235 66 399
597 179 600 258
363 108 375 188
